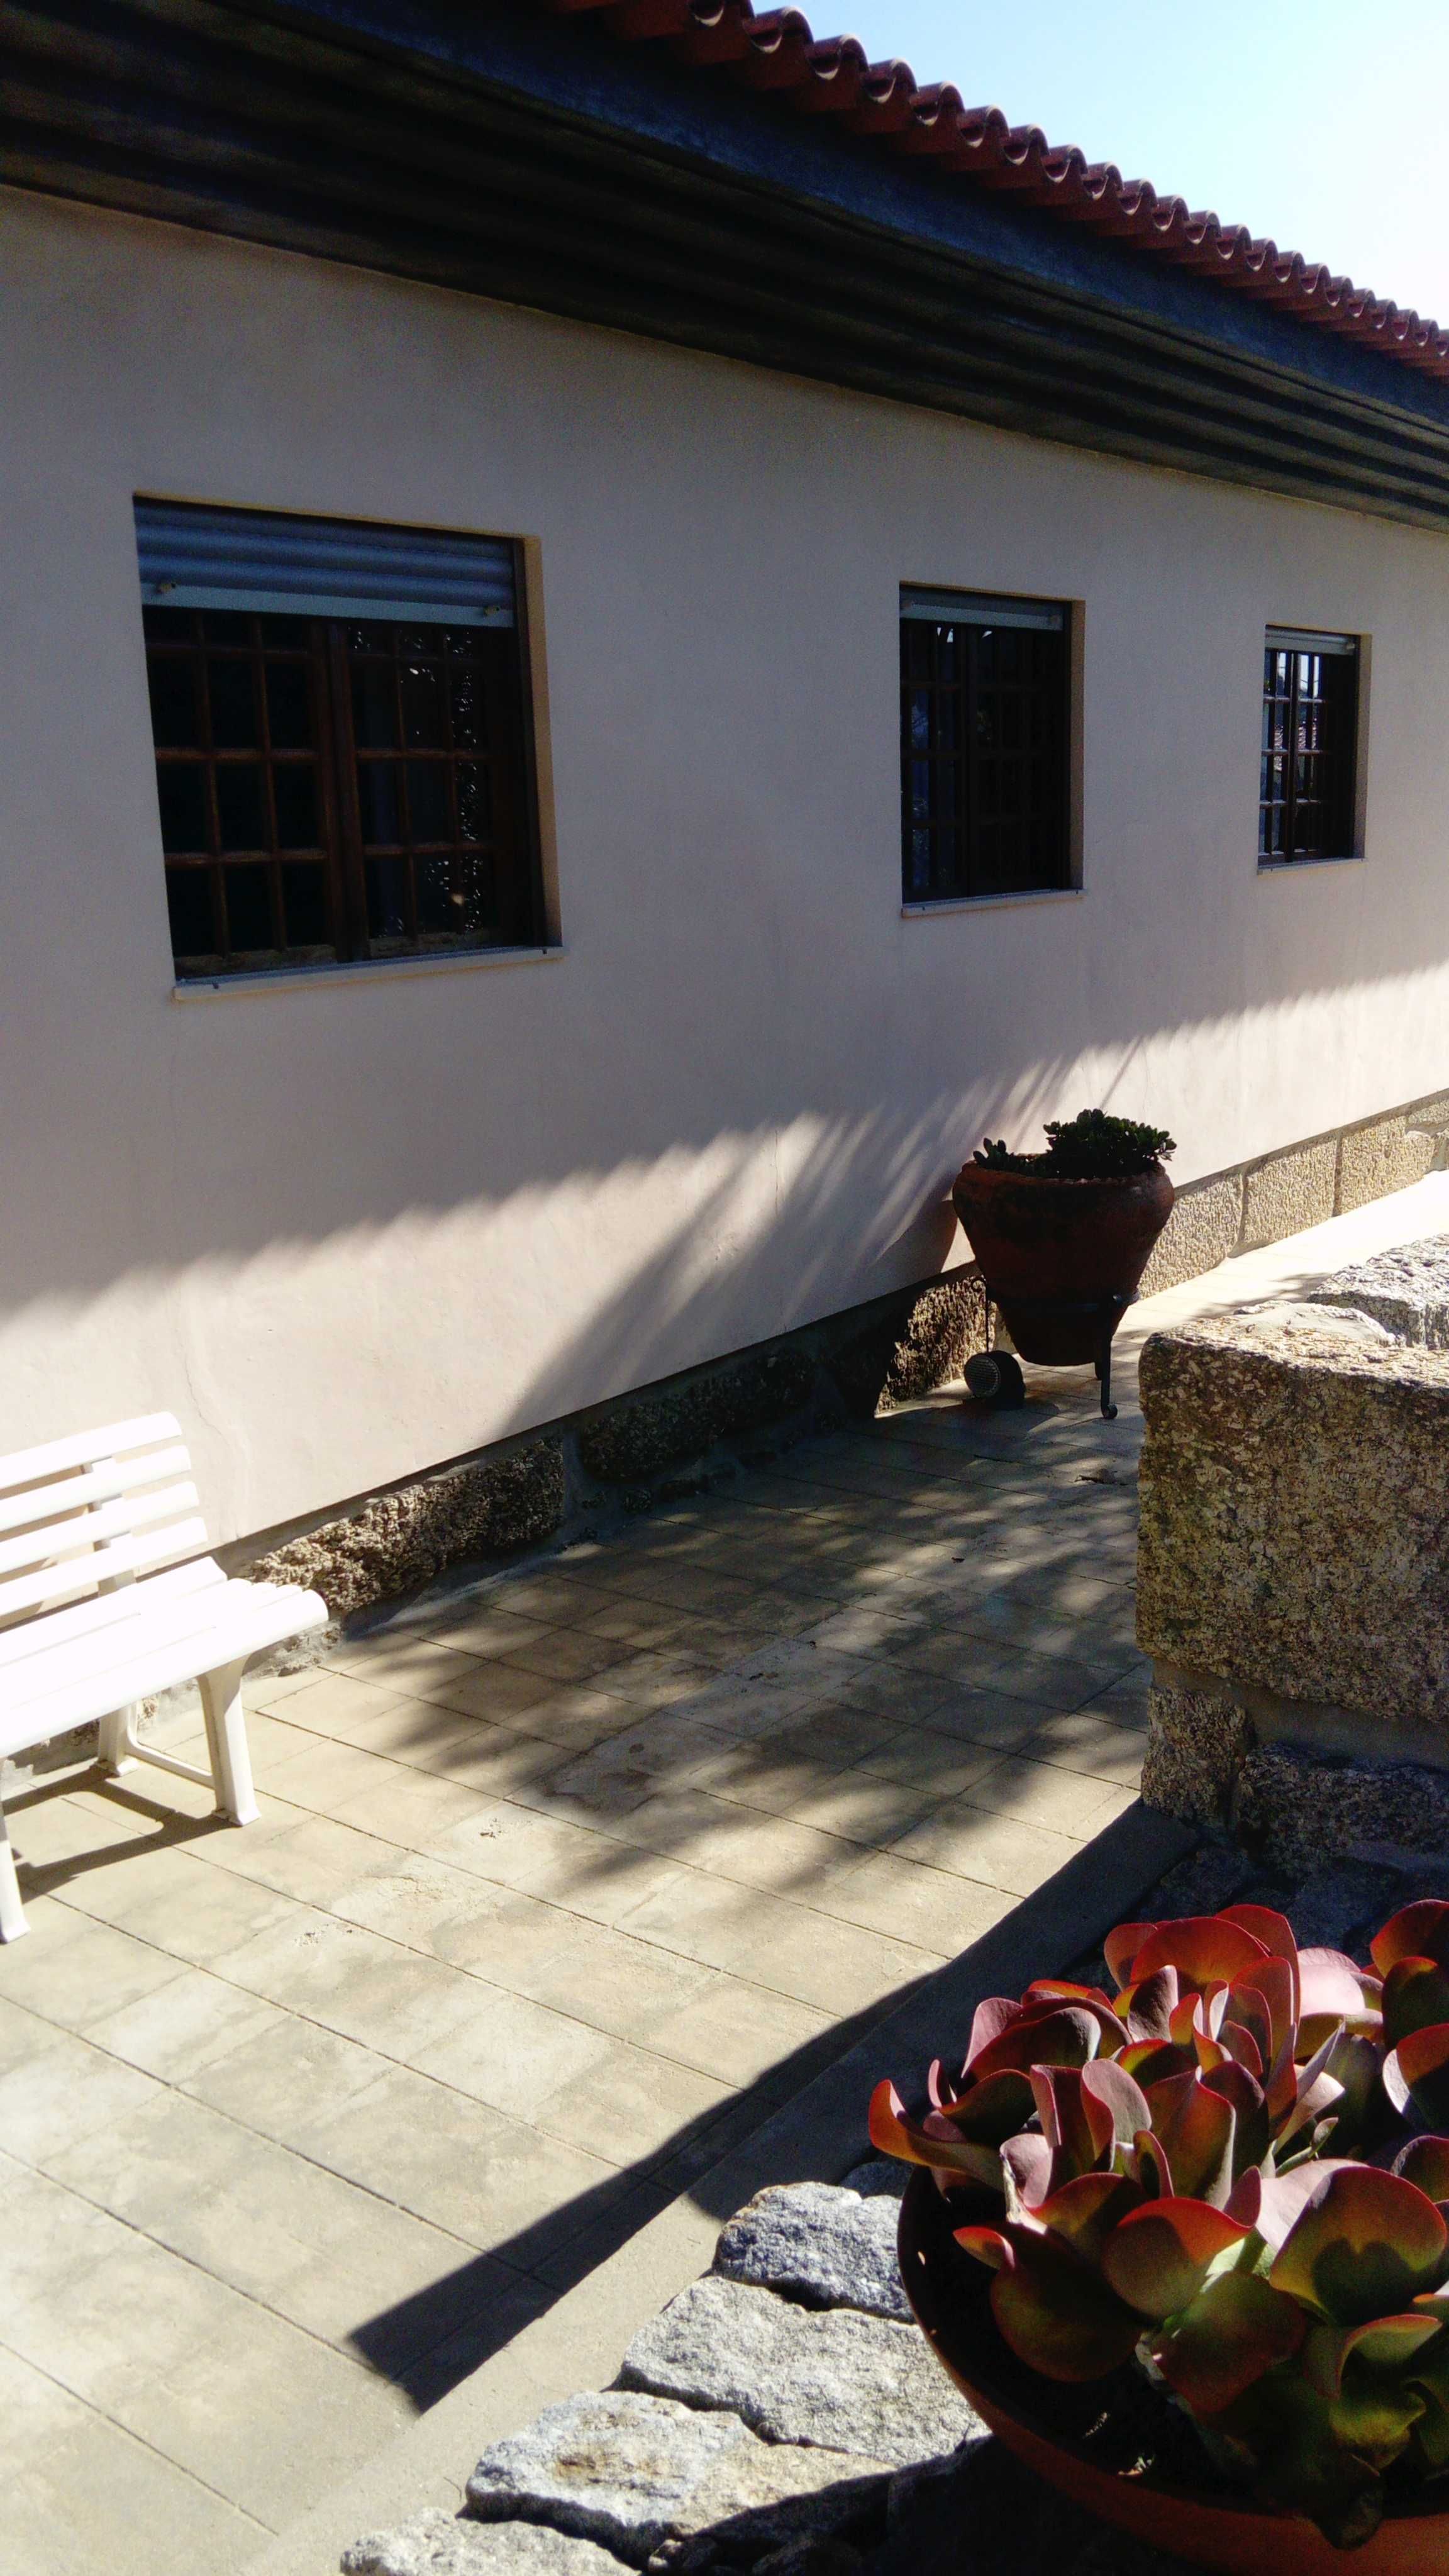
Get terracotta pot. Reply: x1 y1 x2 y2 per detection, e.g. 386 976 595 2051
898 2171 1449 2575
950 1161 1175 1365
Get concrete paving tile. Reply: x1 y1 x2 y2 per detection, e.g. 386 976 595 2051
461 1568 621 1622
0 1991 60 2074
816 1850 1016 1951
3 2220 255 2410
770 1705 908 1765
889 1797 1085 1898
185 2013 396 2140
530 1716 739 1818
985 1642 1147 1711
918 1685 1062 1751
328 1763 500 1848
53 1845 306 1966
406 1983 617 2120
218 1911 485 2060
0 2026 168 2163
417 1606 560 1658
292 1692 488 1768
772 1766 943 1850
577 1597 695 1648
425 1796 660 1903
438 1908 718 2043
587 1562 757 1617
533 2036 736 2167
85 1966 287 2081
583 1647 722 1711
672 1885 938 2018
641 1976 835 2087
284 2062 619 2255
609 1789 852 1896
0 1916 190 2034
959 1754 1133 1838
327 1634 486 1696
0 2160 143 2305
491 1626 635 1684
187 1809 403 1906
392 2267 557 2409
679 1740 857 1818
402 1723 568 1797
0 2346 265 2576
851 1724 999 1797
1019 1709 1147 1785
475 1682 635 1750
109 2298 413 2526
255 1735 406 1813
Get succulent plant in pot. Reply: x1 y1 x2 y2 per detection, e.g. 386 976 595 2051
952 1109 1176 1415
871 1902 1449 2568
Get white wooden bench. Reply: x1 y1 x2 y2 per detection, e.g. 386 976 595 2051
0 1414 328 1941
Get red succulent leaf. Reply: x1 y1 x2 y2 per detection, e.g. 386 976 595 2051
940 2067 1038 2145
1148 2271 1306 2413
1035 2170 1144 2262
1297 1949 1374 2022
1131 1917 1272 1992
1269 2167 1449 2328
1030 2065 1114 2180
1082 2057 1151 2145
965 2004 1102 2085
1221 1903 1300 1981
1394 2136 1449 2204
1132 2126 1174 2202
1118 1965 1179 2044
1202 2058 1271 2178
1001 2131 1054 2211
1338 2312 1444 2382
1144 2070 1236 2207
955 2219 1143 2381
1372 1900 1449 1977
964 1996 1030 2069
1104 1921 1155 1989
1256 2160 1363 2255
1382 1957 1449 2053
1218 2019 1265 2083
1101 2196 1252 2321
867 2080 1006 2185
1386 2023 1449 2129
1227 2165 1263 2229
1224 1984 1274 2077
1119 2038 1196 2089
1248 1957 1299 2068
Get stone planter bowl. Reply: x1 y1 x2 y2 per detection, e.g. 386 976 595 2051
898 2172 1449 2575
951 1162 1174 1365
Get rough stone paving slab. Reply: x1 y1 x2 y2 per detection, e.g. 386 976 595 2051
618 2276 983 2467
343 2508 628 2573
466 2390 889 2568
713 2185 911 2323
1308 1235 1449 1346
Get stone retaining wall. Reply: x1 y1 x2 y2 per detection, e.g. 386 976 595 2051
1137 1245 1449 1867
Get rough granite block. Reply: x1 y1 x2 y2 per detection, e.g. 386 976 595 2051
342 2509 626 2574
467 2392 887 2569
618 2277 982 2468
252 1441 565 1616
713 2185 910 2323
578 1352 816 1485
1140 1683 1252 1829
1235 1744 1449 1877
1137 1306 1449 1734
827 1272 984 1420
1307 1235 1449 1346
1336 1114 1438 1216
1137 1176 1243 1297
1239 1138 1337 1248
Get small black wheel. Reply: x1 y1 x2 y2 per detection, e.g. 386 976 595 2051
964 1350 1026 1408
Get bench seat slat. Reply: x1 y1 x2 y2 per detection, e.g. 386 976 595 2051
0 1416 182 1492
0 1448 193 1539
0 1567 277 1707
0 1482 199 1582
0 1519 210 1621
0 1579 328 1758
0 1557 224 1667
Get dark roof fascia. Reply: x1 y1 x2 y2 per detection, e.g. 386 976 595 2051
6 0 1449 530
377 0 1449 437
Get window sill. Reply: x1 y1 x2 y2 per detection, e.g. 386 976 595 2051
901 887 1084 919
171 944 564 1001
1256 855 1364 874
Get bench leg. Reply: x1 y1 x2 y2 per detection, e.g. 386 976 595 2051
197 1657 258 1826
0 1797 28 1942
97 1702 140 1779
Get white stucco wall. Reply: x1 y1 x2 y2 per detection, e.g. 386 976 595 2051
4 187 1449 1543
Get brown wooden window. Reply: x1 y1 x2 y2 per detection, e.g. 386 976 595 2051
136 502 543 978
901 589 1070 904
1258 628 1359 864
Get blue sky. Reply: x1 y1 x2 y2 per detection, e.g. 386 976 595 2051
828 3 1448 323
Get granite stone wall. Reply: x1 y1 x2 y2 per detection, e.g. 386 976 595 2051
1138 1249 1449 1866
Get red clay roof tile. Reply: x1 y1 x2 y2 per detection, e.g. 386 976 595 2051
544 0 1449 381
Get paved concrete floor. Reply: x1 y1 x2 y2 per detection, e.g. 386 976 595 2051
4 1174 1448 2576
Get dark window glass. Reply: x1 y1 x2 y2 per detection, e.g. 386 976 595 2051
899 597 1070 902
1258 636 1358 862
143 561 541 978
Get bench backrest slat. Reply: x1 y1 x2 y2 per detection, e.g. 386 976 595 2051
0 1417 206 1632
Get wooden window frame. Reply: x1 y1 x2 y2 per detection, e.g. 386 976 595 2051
901 590 1073 906
1258 629 1361 865
145 548 545 979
